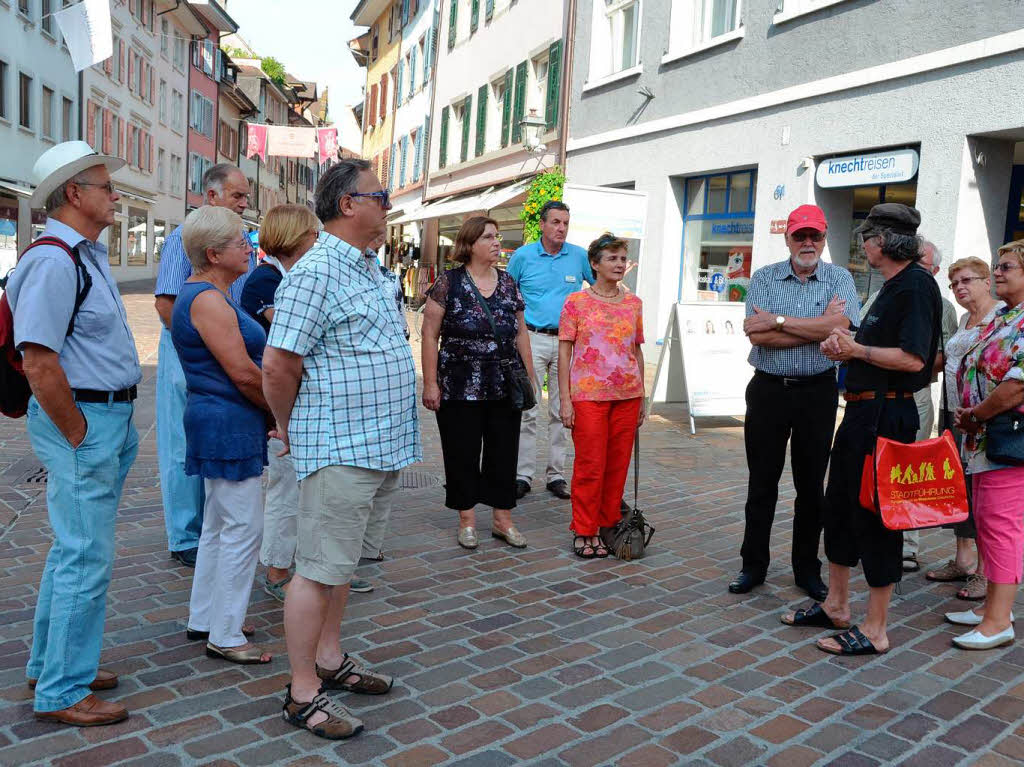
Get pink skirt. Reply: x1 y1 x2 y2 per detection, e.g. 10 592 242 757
973 467 1024 584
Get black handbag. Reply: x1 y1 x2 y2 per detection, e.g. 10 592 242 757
464 270 537 412
973 370 1024 465
600 432 655 560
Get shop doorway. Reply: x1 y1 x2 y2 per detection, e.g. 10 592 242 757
847 182 918 303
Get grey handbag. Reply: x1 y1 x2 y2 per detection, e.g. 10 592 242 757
600 432 655 560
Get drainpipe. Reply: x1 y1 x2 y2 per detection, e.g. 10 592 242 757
557 0 577 171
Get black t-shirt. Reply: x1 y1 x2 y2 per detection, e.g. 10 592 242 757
239 262 283 334
845 262 940 393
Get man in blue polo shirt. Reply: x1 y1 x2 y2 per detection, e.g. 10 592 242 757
507 200 593 500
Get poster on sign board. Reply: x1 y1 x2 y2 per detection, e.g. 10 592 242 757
649 303 752 434
561 184 647 292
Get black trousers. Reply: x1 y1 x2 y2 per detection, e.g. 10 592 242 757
436 399 522 511
824 397 918 588
741 371 837 580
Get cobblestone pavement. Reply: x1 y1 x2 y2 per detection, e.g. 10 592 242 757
0 281 1023 767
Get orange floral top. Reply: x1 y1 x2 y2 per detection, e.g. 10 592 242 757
559 291 645 401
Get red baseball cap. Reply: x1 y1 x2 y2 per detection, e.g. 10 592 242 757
786 204 827 234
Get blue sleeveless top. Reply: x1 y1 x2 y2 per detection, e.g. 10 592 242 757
171 281 268 480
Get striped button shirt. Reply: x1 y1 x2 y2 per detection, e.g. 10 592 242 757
154 222 255 303
267 231 421 480
745 258 860 376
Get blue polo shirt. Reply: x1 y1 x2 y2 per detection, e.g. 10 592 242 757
506 240 593 329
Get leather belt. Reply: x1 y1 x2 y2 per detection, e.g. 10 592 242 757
72 385 138 404
843 390 914 403
527 324 559 336
754 370 836 387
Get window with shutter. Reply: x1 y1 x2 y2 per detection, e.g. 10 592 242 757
439 105 449 168
421 35 429 83
401 0 409 26
87 101 96 148
470 0 478 32
368 84 378 127
380 76 388 121
382 148 390 188
119 41 125 83
545 40 562 130
500 69 512 148
486 0 494 20
413 129 422 182
128 51 135 92
447 0 457 49
460 95 471 163
397 60 404 107
409 48 416 98
102 109 112 154
511 60 527 144
388 143 396 188
475 84 487 157
400 135 408 188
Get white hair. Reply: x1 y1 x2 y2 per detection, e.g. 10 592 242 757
182 206 242 271
920 239 941 268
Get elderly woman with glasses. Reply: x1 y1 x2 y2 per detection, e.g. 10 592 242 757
173 205 271 664
950 241 1024 649
923 257 1002 598
558 233 645 558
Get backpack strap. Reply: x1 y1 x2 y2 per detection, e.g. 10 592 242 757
20 236 92 337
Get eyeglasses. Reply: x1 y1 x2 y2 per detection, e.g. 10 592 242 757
479 232 503 243
993 262 1022 274
73 180 116 195
949 276 982 289
790 231 826 243
857 233 880 248
349 189 392 209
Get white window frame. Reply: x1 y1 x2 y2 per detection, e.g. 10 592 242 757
665 0 744 63
772 0 853 25
160 18 169 56
158 79 167 123
587 0 642 84
527 50 550 122
40 83 54 139
157 147 166 190
190 90 213 137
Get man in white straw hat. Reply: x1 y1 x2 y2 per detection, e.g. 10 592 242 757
5 141 141 726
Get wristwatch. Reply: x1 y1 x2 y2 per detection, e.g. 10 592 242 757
775 316 786 329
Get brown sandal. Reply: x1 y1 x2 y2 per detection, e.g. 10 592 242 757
205 643 271 665
926 560 973 582
282 685 363 740
316 654 393 694
958 572 988 600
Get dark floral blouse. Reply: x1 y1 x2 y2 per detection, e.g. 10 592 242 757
426 266 526 401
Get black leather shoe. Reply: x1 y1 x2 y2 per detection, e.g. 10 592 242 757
796 576 829 603
728 571 765 594
515 480 531 499
546 479 570 499
171 547 199 568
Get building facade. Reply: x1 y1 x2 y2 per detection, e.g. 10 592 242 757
0 0 80 273
235 61 293 215
565 0 1024 349
217 52 258 227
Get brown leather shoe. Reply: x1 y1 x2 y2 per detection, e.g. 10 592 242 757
27 668 118 691
34 694 128 727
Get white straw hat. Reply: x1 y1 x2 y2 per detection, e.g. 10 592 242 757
29 141 125 207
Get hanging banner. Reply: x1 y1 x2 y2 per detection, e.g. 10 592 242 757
266 126 316 158
55 0 113 72
317 127 339 164
245 123 267 162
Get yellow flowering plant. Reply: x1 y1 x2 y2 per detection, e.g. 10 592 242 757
520 167 566 243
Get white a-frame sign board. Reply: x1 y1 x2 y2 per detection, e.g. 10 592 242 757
649 303 753 434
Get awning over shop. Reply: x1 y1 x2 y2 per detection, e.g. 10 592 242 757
390 179 531 225
115 188 157 205
0 180 34 199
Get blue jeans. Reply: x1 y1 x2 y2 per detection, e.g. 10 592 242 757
25 396 138 712
157 327 204 551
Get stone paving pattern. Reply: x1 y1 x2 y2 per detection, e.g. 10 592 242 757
0 281 1022 766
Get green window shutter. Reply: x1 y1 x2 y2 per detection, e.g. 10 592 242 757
439 106 449 169
460 95 472 163
470 0 479 32
447 0 457 50
511 60 527 144
545 40 562 131
475 83 488 157
500 69 512 148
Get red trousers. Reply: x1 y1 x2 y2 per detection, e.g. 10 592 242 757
570 398 640 536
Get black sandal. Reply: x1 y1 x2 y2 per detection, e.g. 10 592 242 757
573 535 596 558
817 625 886 656
593 540 609 558
781 603 850 629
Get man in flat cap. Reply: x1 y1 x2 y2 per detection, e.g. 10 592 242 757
781 203 940 657
6 141 140 725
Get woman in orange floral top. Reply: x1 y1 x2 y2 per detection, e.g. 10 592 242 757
558 233 645 558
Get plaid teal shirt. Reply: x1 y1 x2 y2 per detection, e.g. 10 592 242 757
267 231 421 479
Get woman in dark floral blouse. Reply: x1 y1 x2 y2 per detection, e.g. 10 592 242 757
422 216 536 550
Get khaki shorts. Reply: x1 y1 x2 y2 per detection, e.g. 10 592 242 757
295 464 399 586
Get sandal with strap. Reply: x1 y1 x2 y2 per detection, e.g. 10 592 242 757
817 625 887 656
573 535 596 559
282 685 363 740
781 602 850 629
205 642 272 665
926 560 972 582
958 572 988 600
317 654 393 694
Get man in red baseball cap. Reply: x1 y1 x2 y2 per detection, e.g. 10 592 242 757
730 204 860 603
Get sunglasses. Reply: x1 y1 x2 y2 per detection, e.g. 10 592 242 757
790 231 826 243
349 189 392 209
993 262 1022 274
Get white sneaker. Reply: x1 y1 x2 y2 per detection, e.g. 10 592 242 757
952 626 1015 650
945 609 1014 626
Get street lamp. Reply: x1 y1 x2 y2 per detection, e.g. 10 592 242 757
520 109 547 154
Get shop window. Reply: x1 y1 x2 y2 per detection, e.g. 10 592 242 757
108 217 123 267
707 175 727 214
670 0 742 53
154 220 167 262
127 208 147 266
589 0 641 82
